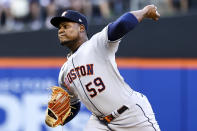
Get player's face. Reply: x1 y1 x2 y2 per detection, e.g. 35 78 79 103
58 21 80 46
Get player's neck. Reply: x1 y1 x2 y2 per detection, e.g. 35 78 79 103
70 36 88 53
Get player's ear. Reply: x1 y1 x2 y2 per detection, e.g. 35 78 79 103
79 24 85 32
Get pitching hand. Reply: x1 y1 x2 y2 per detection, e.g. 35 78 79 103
143 5 160 21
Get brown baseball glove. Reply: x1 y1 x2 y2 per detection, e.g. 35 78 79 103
45 86 71 127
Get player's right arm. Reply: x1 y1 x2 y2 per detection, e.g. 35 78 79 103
108 5 160 41
90 5 160 55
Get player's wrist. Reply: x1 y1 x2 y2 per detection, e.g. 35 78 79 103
130 7 150 22
142 7 149 19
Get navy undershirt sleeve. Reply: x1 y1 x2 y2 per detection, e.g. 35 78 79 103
63 102 81 125
108 12 139 41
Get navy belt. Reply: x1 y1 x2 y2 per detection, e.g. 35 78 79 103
99 105 128 123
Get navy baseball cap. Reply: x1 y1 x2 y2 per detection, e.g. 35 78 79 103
50 10 88 30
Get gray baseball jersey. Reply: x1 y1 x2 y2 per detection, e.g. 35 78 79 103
58 25 160 131
58 26 134 116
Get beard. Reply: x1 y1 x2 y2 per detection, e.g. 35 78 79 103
60 38 78 47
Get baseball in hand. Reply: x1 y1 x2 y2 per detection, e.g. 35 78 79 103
143 5 160 21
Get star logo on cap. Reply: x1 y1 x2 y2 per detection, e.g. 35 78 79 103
61 11 67 16
79 19 82 22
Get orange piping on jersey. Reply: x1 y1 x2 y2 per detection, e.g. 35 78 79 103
70 69 77 80
80 65 87 76
1 57 197 69
86 64 94 75
74 67 81 78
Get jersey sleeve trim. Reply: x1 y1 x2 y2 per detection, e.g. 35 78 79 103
108 12 138 41
105 25 122 44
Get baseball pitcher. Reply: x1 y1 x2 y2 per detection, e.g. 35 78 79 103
45 4 161 131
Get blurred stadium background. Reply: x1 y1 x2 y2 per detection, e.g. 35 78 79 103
0 0 197 131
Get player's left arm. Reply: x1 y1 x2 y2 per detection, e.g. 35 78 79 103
62 102 81 125
45 86 81 127
108 4 160 41
59 84 81 125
